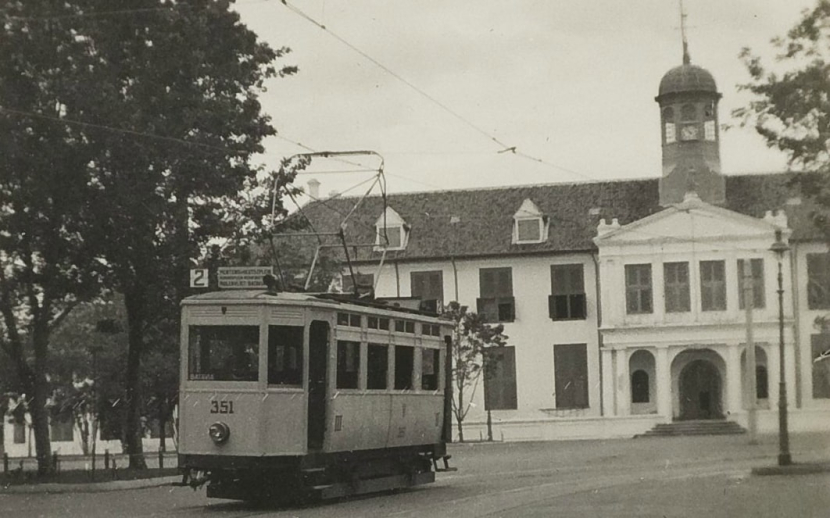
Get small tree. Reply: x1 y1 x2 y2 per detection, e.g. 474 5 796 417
442 301 508 442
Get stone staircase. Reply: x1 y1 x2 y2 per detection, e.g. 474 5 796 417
636 419 746 438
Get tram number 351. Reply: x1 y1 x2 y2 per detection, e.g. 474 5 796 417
210 400 235 414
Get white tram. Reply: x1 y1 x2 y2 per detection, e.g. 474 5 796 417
178 288 455 502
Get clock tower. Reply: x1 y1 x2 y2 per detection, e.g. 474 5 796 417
655 44 724 205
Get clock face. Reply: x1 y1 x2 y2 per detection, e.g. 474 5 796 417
681 125 699 141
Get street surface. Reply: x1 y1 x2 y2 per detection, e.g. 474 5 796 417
2 432 829 517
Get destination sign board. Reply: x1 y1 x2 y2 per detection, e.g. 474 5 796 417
217 266 274 289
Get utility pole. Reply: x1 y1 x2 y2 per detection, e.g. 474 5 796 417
742 263 757 444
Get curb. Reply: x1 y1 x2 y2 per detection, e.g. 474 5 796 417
751 462 830 477
0 476 181 494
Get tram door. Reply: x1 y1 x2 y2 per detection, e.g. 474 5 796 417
307 321 329 450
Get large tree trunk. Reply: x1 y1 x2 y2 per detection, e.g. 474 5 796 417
123 287 148 469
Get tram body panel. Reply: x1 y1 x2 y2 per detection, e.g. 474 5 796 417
179 390 305 456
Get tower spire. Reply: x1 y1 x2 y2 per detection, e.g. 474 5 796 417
680 0 691 64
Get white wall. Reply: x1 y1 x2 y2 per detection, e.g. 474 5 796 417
365 252 602 424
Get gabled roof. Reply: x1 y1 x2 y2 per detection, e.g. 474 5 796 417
296 172 820 263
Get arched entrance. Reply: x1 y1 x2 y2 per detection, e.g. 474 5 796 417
679 359 722 420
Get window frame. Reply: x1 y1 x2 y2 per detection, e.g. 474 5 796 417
515 217 543 243
737 258 765 310
550 264 587 320
336 340 361 389
478 267 515 323
411 270 444 313
376 224 404 250
807 253 830 310
267 325 304 387
483 346 518 410
625 264 653 314
700 260 727 311
663 262 691 313
553 343 589 410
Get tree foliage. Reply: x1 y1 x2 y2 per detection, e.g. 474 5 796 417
1 0 296 469
734 0 830 171
442 301 508 442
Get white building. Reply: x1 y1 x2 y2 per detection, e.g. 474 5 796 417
298 53 830 441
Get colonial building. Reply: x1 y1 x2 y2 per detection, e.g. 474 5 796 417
296 55 830 440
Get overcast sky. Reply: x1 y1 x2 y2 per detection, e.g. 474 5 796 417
234 0 816 201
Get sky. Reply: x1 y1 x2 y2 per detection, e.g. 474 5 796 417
233 0 817 202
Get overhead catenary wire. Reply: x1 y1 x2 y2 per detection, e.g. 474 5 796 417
277 0 598 184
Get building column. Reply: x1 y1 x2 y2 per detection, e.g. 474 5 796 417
615 348 631 416
601 348 615 416
656 347 672 421
726 344 742 417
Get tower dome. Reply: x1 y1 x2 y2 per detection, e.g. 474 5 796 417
657 63 718 99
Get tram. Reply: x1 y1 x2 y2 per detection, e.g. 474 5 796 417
177 283 455 502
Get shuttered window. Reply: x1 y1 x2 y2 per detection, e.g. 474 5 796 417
483 346 518 410
807 254 830 309
700 260 726 311
411 270 444 313
738 258 765 309
477 268 514 322
664 262 690 313
554 344 589 409
550 264 586 320
625 264 652 314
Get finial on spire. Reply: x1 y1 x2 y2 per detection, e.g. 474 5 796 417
680 0 691 64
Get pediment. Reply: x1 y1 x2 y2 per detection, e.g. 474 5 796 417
595 194 786 246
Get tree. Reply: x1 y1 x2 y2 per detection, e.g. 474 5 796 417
0 1 103 473
442 301 508 442
48 295 128 455
734 1 830 233
1 0 297 468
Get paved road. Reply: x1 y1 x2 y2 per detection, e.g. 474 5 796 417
2 432 829 517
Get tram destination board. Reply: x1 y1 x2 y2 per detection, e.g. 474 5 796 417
217 266 274 289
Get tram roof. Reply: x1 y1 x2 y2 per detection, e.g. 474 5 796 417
182 290 447 321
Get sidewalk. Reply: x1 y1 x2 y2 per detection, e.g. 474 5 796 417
1 475 181 494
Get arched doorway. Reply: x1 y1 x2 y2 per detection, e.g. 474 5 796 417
679 359 722 420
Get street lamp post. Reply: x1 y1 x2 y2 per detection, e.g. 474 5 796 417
770 229 792 466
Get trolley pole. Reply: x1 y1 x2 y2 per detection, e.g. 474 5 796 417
742 266 758 444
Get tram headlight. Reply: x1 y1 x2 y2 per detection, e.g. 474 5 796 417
208 422 231 445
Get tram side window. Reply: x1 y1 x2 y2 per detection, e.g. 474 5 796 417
421 348 440 390
188 325 259 382
367 344 388 389
268 325 303 386
336 340 360 389
394 345 414 390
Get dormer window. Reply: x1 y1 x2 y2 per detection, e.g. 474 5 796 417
375 206 409 251
512 199 547 244
516 218 542 242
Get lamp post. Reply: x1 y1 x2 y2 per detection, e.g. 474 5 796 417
770 229 791 466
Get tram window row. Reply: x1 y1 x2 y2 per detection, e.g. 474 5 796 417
335 341 442 392
187 319 445 390
339 312 442 337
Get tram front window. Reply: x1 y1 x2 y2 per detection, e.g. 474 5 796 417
189 325 259 381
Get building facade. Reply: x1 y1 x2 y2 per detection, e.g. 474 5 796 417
295 56 830 441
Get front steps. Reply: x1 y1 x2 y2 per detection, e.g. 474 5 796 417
636 419 746 438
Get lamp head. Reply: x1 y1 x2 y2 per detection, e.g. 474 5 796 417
770 229 790 258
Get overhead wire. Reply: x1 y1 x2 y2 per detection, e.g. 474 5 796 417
0 105 250 155
276 0 598 184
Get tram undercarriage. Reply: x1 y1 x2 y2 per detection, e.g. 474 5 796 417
180 444 454 502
